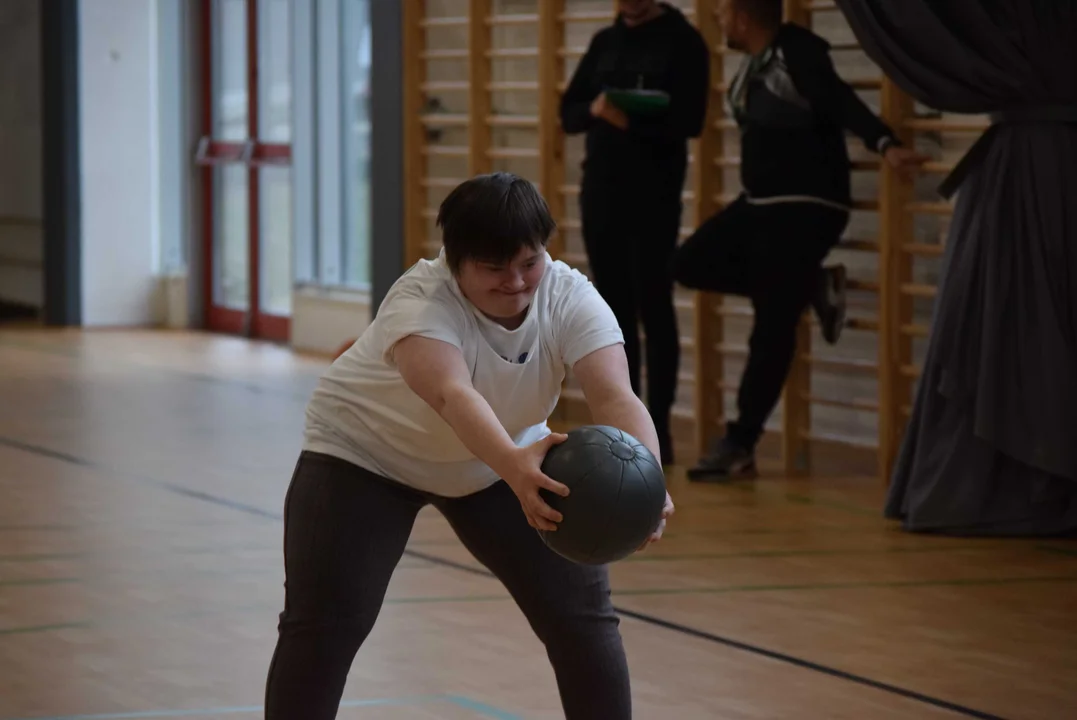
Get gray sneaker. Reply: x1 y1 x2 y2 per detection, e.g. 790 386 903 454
813 264 847 345
687 438 757 482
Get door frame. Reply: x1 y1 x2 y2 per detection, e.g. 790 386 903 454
197 0 291 341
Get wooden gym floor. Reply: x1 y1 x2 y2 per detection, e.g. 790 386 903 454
0 329 1074 720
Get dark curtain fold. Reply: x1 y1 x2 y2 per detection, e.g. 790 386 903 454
834 0 1077 535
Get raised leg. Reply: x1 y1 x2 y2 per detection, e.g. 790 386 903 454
679 200 848 480
672 196 764 297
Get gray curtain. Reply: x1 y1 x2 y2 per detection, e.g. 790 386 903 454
834 0 1077 535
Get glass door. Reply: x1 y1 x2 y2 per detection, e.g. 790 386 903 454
198 0 292 341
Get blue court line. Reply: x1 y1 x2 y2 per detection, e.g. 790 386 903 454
443 695 524 719
3 694 522 720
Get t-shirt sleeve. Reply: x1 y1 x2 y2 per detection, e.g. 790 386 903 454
555 274 625 368
378 282 468 367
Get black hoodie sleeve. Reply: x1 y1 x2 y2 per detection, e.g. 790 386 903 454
560 35 603 135
787 32 899 153
624 29 710 142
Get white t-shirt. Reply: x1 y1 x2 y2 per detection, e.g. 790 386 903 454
301 250 624 497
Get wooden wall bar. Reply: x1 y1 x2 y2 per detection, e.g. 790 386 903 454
693 0 726 459
780 0 814 475
404 0 980 484
877 65 915 482
537 0 565 256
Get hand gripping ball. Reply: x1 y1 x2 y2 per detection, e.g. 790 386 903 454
537 425 667 565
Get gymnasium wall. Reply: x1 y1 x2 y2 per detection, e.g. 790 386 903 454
76 0 192 327
405 0 984 479
0 0 43 312
77 0 161 326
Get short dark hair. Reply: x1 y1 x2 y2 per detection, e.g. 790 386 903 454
734 0 782 28
436 172 556 273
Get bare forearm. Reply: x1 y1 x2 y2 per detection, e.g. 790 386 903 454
590 396 662 464
439 384 520 479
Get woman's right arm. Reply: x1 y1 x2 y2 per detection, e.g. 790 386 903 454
393 334 569 530
559 36 602 134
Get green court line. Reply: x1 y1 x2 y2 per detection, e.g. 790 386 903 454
621 544 1011 562
0 539 1049 569
0 544 1041 574
1036 544 1077 557
0 694 524 720
5 574 1074 638
658 524 881 539
611 574 1077 598
413 543 1017 564
782 491 881 516
0 621 90 636
381 574 1077 604
0 559 428 583
724 480 883 517
411 538 1056 564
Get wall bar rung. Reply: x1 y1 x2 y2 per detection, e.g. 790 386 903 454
487 14 539 26
420 49 469 60
559 11 613 23
420 16 467 28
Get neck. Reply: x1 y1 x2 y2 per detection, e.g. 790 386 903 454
623 4 664 27
488 307 528 330
743 25 779 56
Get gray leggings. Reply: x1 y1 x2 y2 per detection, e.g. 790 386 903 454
264 451 630 719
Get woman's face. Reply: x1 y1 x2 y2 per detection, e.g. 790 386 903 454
619 0 660 27
456 248 546 327
718 0 750 51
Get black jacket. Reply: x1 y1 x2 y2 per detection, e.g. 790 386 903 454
560 4 709 193
730 23 898 205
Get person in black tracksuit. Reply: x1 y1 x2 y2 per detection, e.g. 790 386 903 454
560 1 709 466
675 0 927 480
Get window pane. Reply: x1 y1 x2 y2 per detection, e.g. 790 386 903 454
290 0 316 284
214 0 248 142
257 0 293 315
259 0 292 143
212 0 249 309
341 0 372 287
215 165 249 309
259 166 292 314
156 0 186 274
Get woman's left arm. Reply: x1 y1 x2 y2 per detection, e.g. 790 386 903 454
573 344 661 462
572 344 674 547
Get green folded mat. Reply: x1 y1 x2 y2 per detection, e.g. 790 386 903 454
605 88 671 115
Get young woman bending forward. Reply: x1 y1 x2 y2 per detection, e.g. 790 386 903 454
263 173 674 720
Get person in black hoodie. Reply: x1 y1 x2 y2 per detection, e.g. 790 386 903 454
560 1 710 466
675 0 927 480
